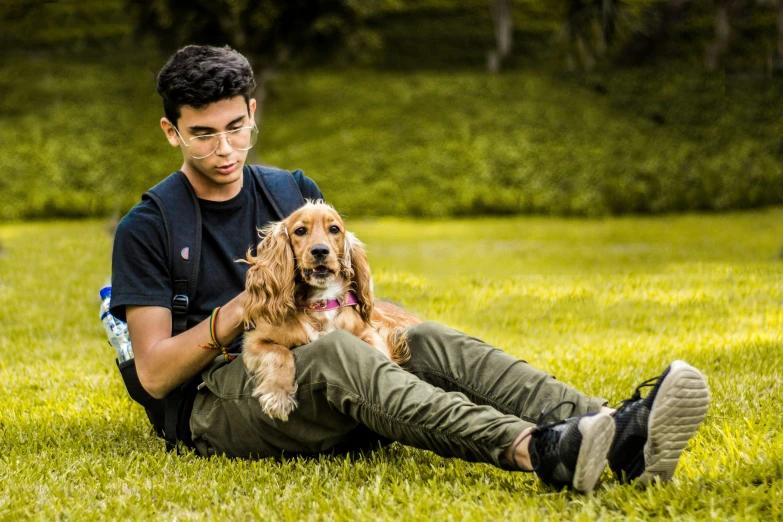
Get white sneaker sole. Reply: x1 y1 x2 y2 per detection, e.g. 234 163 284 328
639 360 710 484
573 411 616 494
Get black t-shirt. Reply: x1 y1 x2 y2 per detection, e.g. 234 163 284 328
110 167 323 342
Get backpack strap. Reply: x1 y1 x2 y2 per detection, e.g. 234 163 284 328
141 171 203 452
143 171 202 336
248 165 306 219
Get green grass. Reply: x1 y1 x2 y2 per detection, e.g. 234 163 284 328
2 209 783 520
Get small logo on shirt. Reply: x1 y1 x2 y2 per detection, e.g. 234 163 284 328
181 247 190 260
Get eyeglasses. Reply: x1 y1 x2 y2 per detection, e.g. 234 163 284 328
173 123 259 159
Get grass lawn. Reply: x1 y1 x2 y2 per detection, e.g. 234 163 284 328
1 209 783 520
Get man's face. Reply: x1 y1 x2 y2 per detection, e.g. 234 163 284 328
161 95 257 193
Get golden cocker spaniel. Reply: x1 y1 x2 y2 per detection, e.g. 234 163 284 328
242 200 421 421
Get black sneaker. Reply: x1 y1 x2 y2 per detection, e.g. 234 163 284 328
608 360 710 484
517 402 615 494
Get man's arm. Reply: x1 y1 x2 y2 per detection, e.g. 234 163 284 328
127 291 247 399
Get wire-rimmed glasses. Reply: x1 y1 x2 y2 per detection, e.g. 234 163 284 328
173 124 259 159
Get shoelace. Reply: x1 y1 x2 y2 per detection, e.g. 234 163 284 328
511 400 577 472
611 375 659 412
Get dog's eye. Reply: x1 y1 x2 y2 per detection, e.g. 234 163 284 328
329 225 340 234
294 227 307 236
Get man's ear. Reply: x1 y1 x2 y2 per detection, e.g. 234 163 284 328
160 118 180 148
248 98 257 121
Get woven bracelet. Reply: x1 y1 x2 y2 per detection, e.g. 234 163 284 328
200 306 235 361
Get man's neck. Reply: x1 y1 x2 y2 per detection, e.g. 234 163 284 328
181 164 244 201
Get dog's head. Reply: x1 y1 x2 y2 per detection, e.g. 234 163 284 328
286 201 348 288
243 200 374 327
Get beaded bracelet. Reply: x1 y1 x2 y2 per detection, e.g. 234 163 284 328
200 306 235 362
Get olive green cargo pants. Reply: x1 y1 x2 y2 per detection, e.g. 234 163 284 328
190 321 606 469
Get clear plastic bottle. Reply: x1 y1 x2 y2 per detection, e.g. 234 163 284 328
99 286 134 363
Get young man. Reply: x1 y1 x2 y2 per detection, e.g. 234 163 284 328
111 45 710 494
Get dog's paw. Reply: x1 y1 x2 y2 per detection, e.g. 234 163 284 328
256 386 298 421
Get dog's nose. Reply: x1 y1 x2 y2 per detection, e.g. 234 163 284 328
311 244 329 259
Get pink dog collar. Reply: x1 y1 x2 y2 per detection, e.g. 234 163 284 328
303 291 359 312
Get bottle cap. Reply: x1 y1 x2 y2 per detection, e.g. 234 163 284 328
100 286 112 300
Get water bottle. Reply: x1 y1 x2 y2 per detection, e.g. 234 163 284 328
100 286 134 363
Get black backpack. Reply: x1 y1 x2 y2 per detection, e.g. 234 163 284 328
116 165 306 451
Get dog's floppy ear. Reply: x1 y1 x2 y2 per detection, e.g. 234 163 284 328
343 231 374 323
243 221 296 327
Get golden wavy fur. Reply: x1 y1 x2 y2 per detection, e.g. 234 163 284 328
242 200 421 421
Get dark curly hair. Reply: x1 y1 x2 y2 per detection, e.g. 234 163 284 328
156 45 257 127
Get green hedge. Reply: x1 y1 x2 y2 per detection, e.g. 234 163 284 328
260 69 783 217
0 56 168 220
0 56 781 220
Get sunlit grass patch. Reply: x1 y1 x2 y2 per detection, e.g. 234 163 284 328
1 210 782 520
